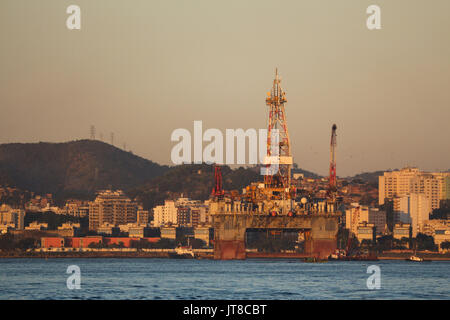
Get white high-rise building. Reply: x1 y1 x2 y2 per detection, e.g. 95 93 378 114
379 167 420 205
397 193 431 237
153 200 178 227
379 167 450 210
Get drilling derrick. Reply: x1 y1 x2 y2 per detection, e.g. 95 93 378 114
211 164 224 199
264 69 293 190
328 124 337 199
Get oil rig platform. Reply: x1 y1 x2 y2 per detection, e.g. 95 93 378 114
210 70 341 260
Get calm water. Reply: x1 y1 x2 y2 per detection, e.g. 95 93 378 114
0 258 449 299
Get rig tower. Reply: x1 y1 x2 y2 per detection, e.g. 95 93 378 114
263 69 294 201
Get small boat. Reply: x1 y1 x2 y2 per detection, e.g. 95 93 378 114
406 255 424 262
328 253 339 260
168 246 195 259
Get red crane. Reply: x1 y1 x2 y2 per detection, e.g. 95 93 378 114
211 164 224 198
328 124 337 197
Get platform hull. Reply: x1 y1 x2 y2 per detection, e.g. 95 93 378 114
213 214 339 260
214 240 246 260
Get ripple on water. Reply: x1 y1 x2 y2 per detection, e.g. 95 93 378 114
0 259 449 299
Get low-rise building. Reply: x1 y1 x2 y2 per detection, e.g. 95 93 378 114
356 223 375 242
69 236 103 248
128 226 160 238
57 222 81 237
345 203 386 235
422 220 450 252
41 237 65 248
393 223 411 240
25 222 48 231
0 224 15 234
97 223 120 236
194 227 214 246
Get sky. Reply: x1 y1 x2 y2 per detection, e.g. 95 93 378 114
1 0 449 177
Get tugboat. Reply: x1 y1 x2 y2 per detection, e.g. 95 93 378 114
406 255 423 262
406 246 430 262
168 246 195 259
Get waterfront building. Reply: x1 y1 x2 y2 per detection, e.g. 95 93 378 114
88 190 138 231
160 226 193 241
41 237 65 248
127 226 160 238
160 226 178 239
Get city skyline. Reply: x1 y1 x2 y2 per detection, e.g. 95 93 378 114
1 1 450 177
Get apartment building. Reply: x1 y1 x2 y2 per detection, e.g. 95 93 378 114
153 197 211 227
396 193 431 237
345 203 386 235
0 204 25 230
89 190 138 231
153 200 178 227
379 167 450 210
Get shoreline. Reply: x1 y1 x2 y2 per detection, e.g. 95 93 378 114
1 251 450 261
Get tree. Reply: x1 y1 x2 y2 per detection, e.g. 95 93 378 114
415 233 437 251
337 227 350 250
360 239 373 248
190 238 206 249
0 234 15 252
88 242 102 249
17 238 37 250
24 211 81 230
377 235 393 252
440 241 450 250
155 238 175 249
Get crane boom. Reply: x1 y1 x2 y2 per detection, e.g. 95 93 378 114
328 124 337 196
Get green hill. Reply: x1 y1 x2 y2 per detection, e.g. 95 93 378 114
128 164 261 209
0 140 169 198
0 140 323 209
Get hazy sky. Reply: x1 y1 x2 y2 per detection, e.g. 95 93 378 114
1 0 449 176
